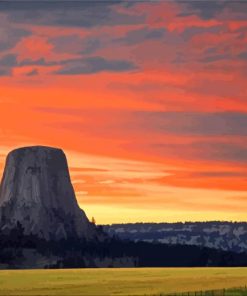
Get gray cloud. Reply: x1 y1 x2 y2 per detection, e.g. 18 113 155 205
136 111 247 136
200 53 230 63
199 48 247 63
50 35 101 55
178 1 228 19
148 141 247 163
19 57 56 66
1 1 145 28
191 142 247 163
0 53 18 76
181 25 223 41
179 1 247 20
0 67 11 76
114 27 166 45
238 51 247 60
0 53 137 76
215 144 247 163
55 56 137 75
0 54 17 66
0 54 50 76
0 27 30 52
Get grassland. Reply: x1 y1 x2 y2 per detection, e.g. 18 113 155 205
0 267 247 295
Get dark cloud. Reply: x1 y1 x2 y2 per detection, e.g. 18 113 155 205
0 1 122 11
1 1 145 28
114 27 166 45
55 56 137 75
179 1 247 20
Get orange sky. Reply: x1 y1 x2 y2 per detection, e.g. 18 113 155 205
0 1 247 224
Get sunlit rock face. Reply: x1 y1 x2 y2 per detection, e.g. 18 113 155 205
0 146 96 241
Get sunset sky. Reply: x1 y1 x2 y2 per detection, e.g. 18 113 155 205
0 1 247 224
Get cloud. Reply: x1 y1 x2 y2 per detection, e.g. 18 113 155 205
114 27 166 45
0 67 11 76
1 1 145 28
211 143 247 163
0 53 18 76
0 54 53 76
37 107 247 137
178 1 247 20
178 1 227 19
135 111 247 137
50 35 101 55
199 53 231 63
0 54 17 67
196 45 247 64
55 56 137 75
128 140 247 165
238 51 247 60
192 171 247 178
26 69 38 76
0 26 30 52
0 54 137 76
181 25 222 40
19 57 55 66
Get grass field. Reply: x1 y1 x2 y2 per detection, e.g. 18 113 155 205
0 268 247 295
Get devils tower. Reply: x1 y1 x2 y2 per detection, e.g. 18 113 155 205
0 146 96 241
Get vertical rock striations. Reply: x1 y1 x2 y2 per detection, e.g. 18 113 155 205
0 146 96 241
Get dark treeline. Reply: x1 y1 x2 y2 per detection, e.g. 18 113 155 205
1 224 247 268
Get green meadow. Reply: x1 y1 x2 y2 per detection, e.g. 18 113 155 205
0 267 247 295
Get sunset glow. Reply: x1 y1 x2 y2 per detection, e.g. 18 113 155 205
0 1 247 224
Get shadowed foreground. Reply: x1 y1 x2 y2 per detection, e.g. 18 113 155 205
0 268 247 295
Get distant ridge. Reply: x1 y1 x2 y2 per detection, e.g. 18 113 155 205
103 221 247 253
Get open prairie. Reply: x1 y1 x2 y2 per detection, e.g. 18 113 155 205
0 267 247 295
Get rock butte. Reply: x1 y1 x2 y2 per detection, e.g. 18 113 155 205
0 146 96 240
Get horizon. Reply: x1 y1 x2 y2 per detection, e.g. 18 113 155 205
0 1 247 224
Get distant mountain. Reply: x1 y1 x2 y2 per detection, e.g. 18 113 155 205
103 222 247 253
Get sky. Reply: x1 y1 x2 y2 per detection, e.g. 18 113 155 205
0 1 247 224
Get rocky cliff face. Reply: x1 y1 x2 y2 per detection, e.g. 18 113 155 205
0 146 96 241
